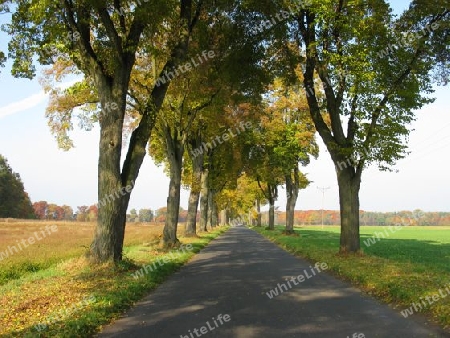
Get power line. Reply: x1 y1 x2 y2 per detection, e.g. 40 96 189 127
412 121 450 148
317 186 330 229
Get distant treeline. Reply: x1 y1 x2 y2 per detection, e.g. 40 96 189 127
29 203 174 223
9 202 449 226
266 210 450 226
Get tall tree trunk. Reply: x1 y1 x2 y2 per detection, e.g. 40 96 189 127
256 199 261 226
91 82 129 263
162 167 182 247
92 87 163 263
185 189 200 237
213 207 219 227
220 209 227 226
199 169 209 232
162 125 184 248
185 149 203 237
285 168 299 234
268 197 275 230
268 184 278 230
207 190 213 228
337 166 362 253
163 168 182 247
210 192 218 227
257 180 278 231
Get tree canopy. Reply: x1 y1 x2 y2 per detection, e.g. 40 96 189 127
2 0 448 258
0 155 35 219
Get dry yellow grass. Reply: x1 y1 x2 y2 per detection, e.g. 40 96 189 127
0 221 166 269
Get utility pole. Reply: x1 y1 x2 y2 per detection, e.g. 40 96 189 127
317 186 330 229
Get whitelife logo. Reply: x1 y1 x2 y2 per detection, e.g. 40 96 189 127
131 244 194 279
190 121 252 158
180 314 231 338
97 180 135 207
249 0 313 35
0 225 58 262
363 211 424 248
377 19 442 58
266 262 329 299
347 333 365 338
155 50 216 87
401 284 450 318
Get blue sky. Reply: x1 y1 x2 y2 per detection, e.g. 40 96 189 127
0 1 449 213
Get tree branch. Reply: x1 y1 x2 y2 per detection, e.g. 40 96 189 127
298 11 338 154
120 0 196 185
61 0 108 80
189 0 203 33
315 62 346 144
114 0 126 34
97 6 123 57
346 93 358 142
257 177 270 201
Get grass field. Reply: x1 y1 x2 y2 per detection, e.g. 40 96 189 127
0 220 167 285
253 225 450 331
0 221 228 337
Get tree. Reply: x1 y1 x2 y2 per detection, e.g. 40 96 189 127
216 173 262 223
138 209 153 222
5 0 205 262
33 202 73 220
263 79 318 233
183 132 204 236
147 0 272 243
76 206 89 222
0 155 34 218
46 204 65 220
87 205 98 221
198 100 267 226
154 207 168 223
0 1 9 72
61 205 74 220
33 201 48 220
275 0 449 252
199 166 210 231
244 107 287 230
128 208 138 222
149 60 220 246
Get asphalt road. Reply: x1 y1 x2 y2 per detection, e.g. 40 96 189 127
98 226 449 338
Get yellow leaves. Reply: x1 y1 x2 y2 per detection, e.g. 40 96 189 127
0 274 94 335
40 58 79 92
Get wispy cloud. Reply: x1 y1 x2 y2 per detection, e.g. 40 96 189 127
0 80 79 119
0 91 47 119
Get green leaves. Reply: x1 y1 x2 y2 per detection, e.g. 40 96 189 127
0 0 8 72
270 0 448 172
0 155 35 218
